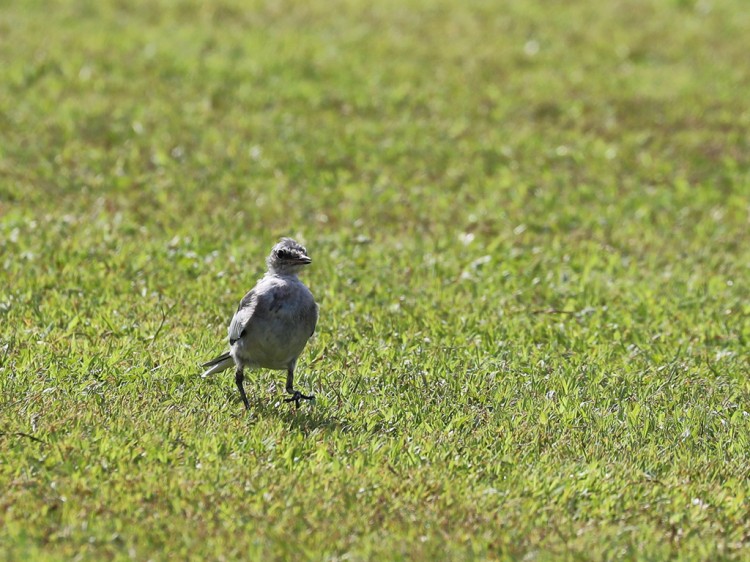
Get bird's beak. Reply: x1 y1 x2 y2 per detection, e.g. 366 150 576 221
296 256 312 264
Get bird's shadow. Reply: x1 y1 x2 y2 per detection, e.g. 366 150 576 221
239 396 347 433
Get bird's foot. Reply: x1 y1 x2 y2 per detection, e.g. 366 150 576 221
284 390 315 408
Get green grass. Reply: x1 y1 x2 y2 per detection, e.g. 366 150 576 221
2 0 750 559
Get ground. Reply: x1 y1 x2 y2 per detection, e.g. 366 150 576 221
1 0 749 560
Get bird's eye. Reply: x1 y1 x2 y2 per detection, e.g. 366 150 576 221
277 249 292 259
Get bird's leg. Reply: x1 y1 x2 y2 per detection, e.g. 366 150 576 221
235 367 250 411
283 366 314 408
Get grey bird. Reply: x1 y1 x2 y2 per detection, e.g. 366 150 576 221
201 238 319 410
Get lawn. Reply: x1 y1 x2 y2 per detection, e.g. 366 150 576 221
1 0 749 559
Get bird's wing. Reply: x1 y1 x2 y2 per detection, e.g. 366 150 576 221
228 288 257 344
309 302 319 338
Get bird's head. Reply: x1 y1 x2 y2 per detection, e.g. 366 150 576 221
267 238 312 275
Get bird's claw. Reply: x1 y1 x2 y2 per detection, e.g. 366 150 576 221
284 390 315 408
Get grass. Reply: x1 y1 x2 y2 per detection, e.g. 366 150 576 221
1 0 749 559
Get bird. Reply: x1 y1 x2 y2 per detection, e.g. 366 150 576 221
201 238 319 411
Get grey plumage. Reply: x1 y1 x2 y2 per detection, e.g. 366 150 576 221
201 238 319 410
200 351 233 377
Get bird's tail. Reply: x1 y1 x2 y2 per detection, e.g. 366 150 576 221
201 351 234 378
